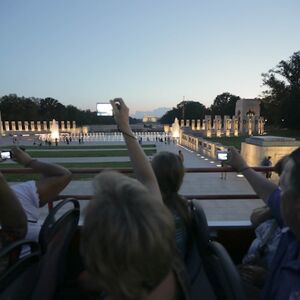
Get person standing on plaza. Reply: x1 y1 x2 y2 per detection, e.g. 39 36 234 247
261 156 272 179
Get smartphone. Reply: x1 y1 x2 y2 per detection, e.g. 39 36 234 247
1 151 11 159
96 103 113 116
217 151 228 161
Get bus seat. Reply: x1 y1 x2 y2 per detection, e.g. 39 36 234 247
0 240 41 300
31 199 80 300
190 200 247 300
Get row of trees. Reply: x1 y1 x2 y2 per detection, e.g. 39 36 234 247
0 95 139 125
161 51 300 129
261 51 300 128
160 92 240 124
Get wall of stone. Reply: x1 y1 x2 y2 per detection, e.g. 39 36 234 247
241 143 299 167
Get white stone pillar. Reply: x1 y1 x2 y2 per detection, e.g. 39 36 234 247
205 115 211 137
258 117 264 135
43 121 48 131
224 116 231 137
72 121 76 130
246 116 255 136
24 121 29 131
18 121 23 131
232 116 239 136
186 120 190 127
30 121 35 131
197 119 201 130
191 120 195 130
4 121 10 131
215 115 222 137
11 121 16 131
61 121 65 131
202 119 206 131
37 121 41 131
67 121 71 130
180 119 185 127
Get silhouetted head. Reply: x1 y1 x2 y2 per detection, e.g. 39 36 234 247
151 151 184 196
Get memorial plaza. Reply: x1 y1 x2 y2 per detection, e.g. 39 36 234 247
1 137 267 225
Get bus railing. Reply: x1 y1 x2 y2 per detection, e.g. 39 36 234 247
1 166 274 206
0 166 275 174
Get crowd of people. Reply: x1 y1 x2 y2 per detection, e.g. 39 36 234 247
0 98 300 299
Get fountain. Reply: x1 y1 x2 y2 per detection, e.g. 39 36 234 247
50 119 59 141
171 118 180 139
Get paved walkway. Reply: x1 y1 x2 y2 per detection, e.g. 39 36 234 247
2 136 271 222
28 141 268 223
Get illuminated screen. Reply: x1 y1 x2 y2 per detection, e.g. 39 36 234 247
217 151 228 161
96 103 113 116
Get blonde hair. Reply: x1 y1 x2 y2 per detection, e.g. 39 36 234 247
81 171 176 300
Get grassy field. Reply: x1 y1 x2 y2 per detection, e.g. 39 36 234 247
26 149 156 157
0 161 133 181
207 136 248 149
17 144 156 150
206 128 300 149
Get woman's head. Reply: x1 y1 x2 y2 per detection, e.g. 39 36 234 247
151 151 184 196
81 171 176 300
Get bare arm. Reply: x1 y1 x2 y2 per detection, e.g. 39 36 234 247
227 147 277 203
11 147 72 207
110 98 162 203
0 173 27 239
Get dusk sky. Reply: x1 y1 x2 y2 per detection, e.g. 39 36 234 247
1 0 300 114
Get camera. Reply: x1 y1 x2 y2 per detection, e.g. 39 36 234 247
217 151 228 161
1 151 11 159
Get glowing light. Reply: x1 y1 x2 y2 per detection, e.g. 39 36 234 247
237 174 244 178
50 119 59 141
171 118 180 139
204 158 208 161
216 164 222 167
210 161 214 163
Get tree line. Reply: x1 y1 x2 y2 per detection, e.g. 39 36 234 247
0 95 140 125
161 51 300 129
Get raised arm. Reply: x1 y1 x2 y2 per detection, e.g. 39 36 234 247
110 98 162 203
226 147 277 203
11 147 72 207
0 172 27 239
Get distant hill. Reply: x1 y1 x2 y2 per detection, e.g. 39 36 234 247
131 107 171 119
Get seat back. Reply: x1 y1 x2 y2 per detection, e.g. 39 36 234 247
39 199 80 254
189 200 246 300
0 240 41 300
31 199 80 300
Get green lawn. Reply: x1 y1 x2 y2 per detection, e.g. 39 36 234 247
26 149 156 157
205 128 300 150
16 144 156 150
0 161 133 181
207 136 249 150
